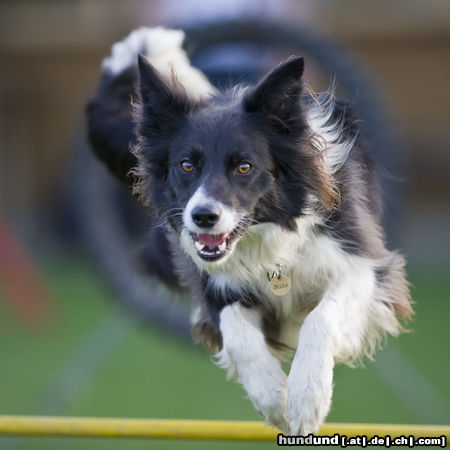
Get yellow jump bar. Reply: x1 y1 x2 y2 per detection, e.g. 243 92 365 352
0 416 448 442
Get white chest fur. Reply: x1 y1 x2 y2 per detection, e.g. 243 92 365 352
207 216 368 348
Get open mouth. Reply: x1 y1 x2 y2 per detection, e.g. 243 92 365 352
192 230 239 261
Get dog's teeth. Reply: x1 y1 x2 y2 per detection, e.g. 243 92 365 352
193 236 229 259
200 247 215 256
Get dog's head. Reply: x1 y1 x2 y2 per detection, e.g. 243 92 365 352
132 55 337 265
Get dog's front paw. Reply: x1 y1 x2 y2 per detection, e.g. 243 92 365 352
250 383 289 432
241 363 289 432
286 356 333 435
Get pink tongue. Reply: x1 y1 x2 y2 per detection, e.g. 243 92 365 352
196 233 227 247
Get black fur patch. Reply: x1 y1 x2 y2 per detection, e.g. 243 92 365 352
87 67 138 186
132 56 338 236
312 95 384 257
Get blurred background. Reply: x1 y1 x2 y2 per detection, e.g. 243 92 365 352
0 1 449 449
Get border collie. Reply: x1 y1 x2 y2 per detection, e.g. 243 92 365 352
87 27 412 435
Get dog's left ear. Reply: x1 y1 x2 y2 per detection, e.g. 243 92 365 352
137 53 192 139
244 56 304 133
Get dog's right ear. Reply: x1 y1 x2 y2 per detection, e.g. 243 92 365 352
244 56 304 134
137 54 192 139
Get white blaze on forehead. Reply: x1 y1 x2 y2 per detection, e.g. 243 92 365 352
183 185 241 234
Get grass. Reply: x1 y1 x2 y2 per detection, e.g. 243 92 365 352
0 255 449 449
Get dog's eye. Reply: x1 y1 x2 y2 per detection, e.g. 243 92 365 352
180 160 194 172
237 162 252 174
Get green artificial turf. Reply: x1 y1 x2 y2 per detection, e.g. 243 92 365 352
0 255 449 449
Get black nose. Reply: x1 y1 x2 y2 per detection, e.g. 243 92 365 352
192 207 219 229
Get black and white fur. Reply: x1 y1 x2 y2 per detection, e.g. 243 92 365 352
87 27 412 435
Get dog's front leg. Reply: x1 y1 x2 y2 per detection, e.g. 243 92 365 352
287 266 376 435
217 303 288 431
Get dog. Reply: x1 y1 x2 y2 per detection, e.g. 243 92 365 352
87 27 412 435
